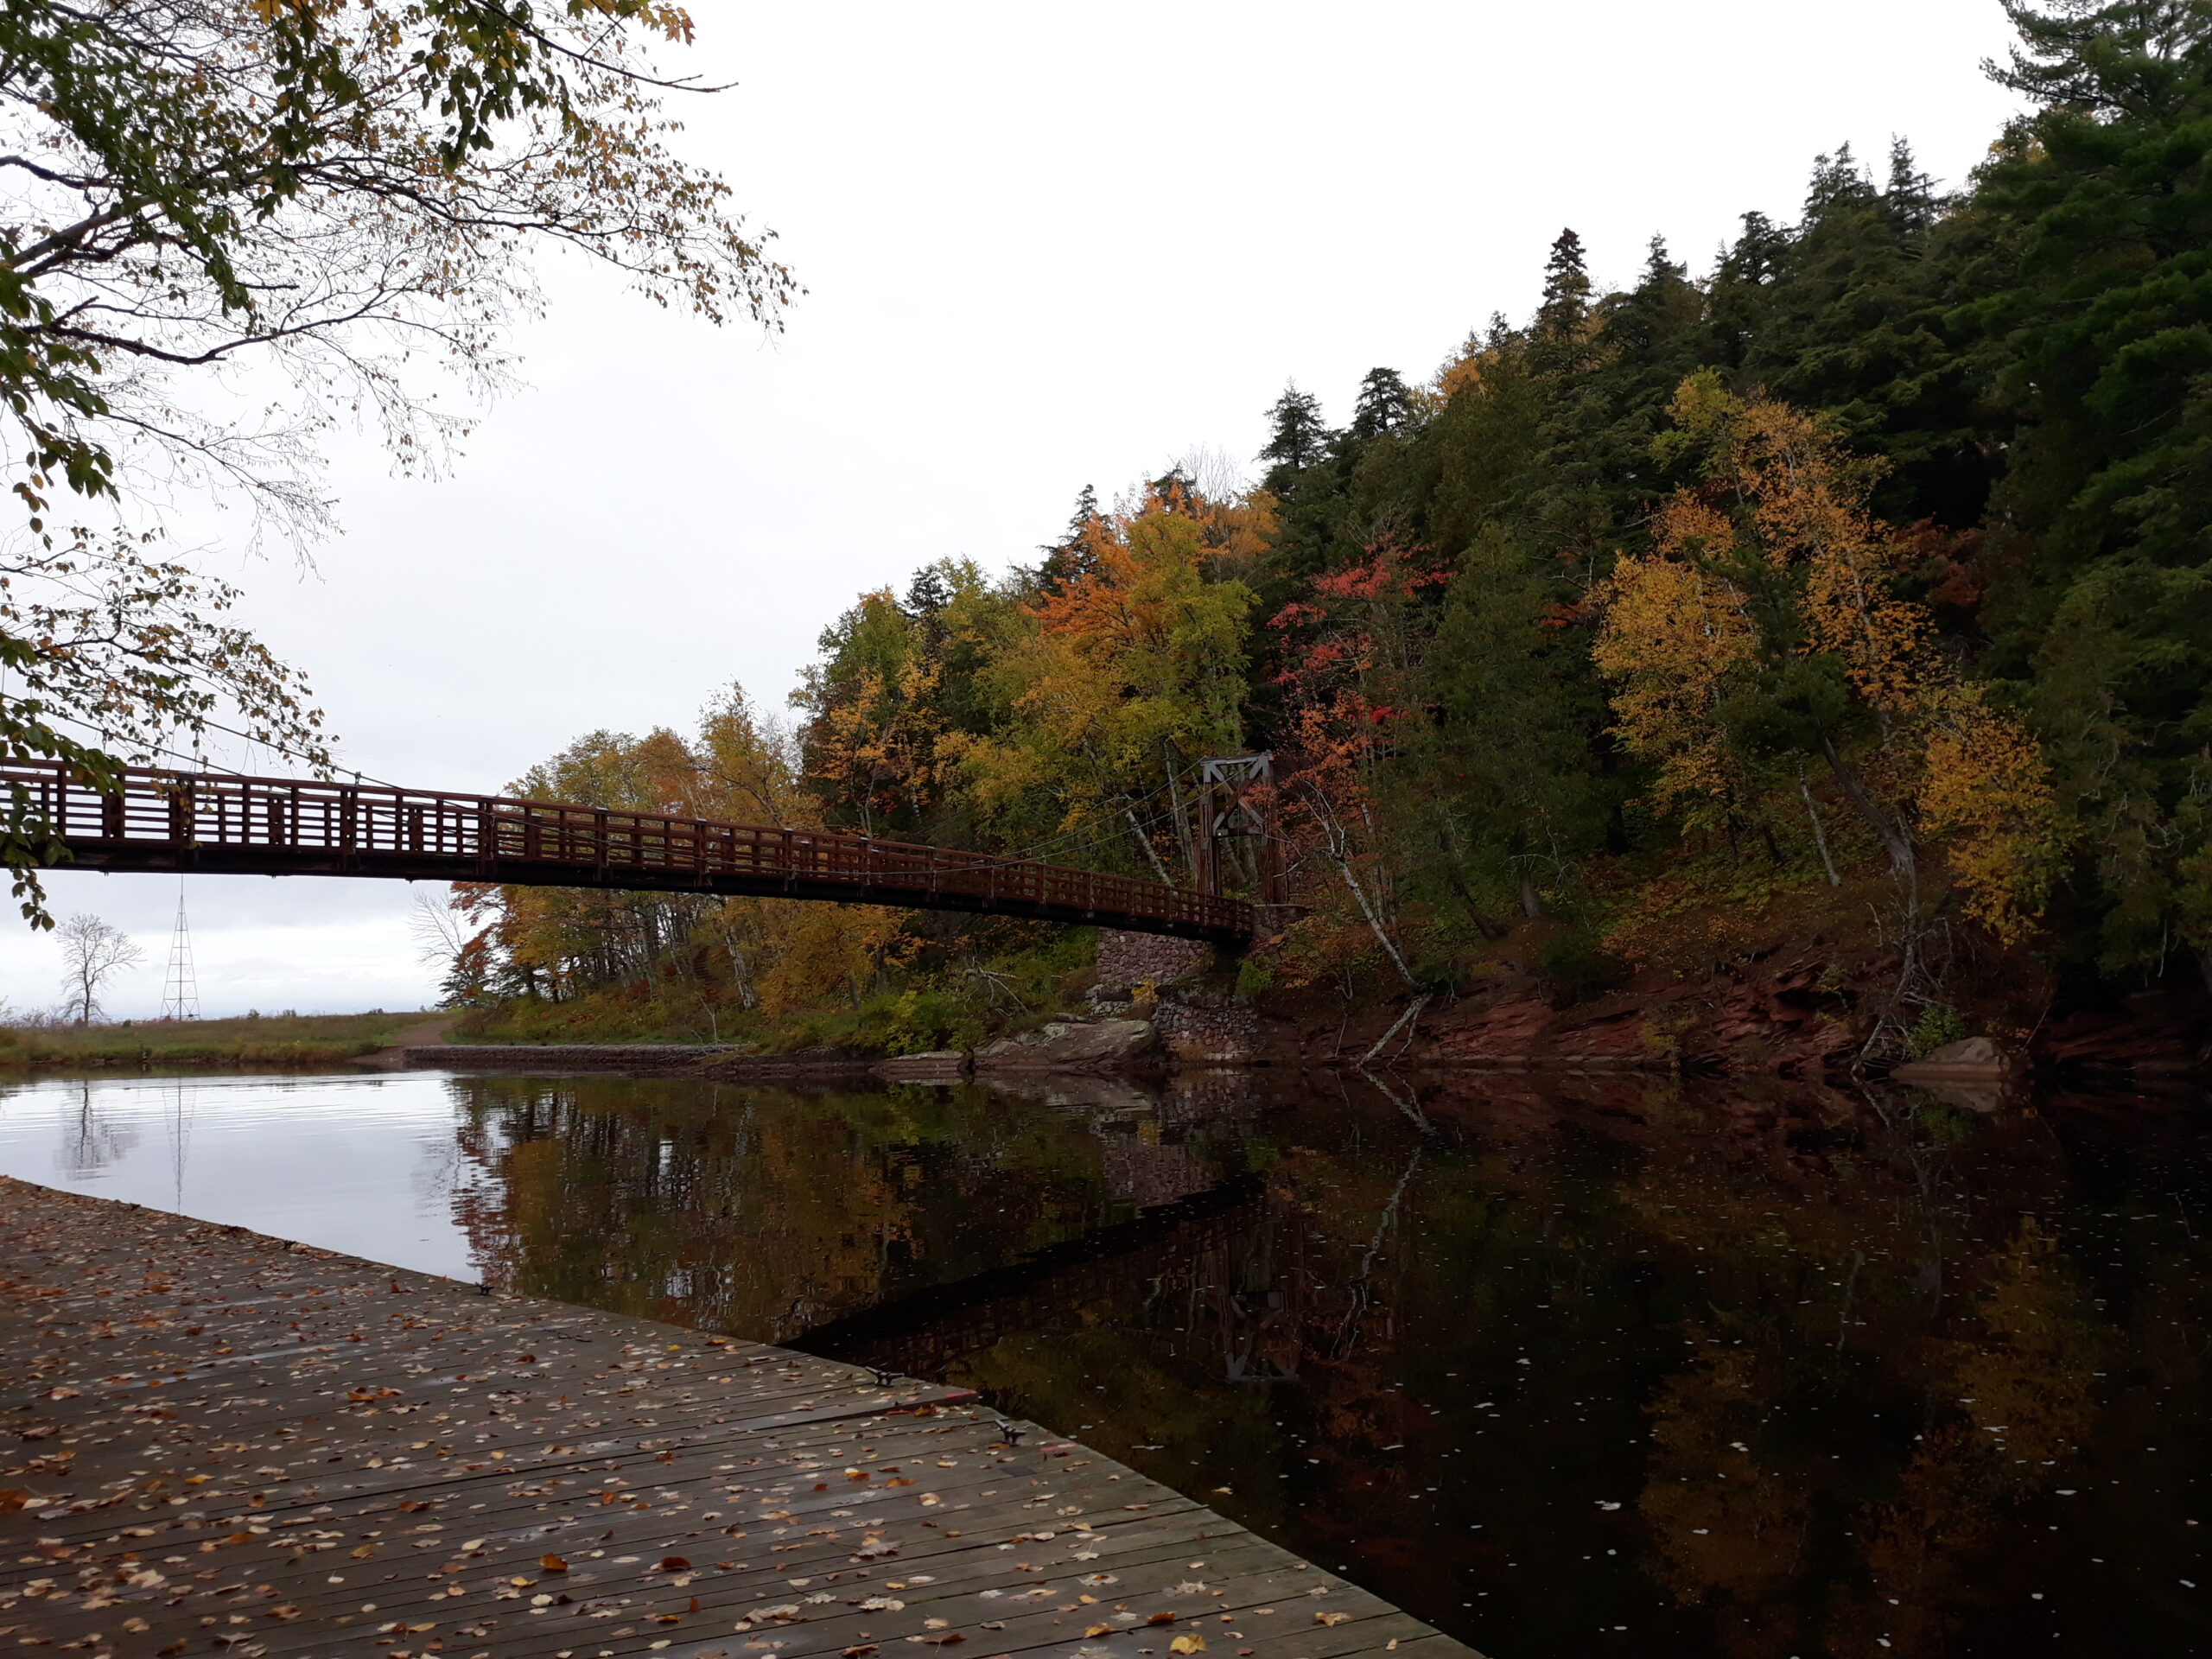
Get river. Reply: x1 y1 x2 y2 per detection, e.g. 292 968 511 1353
0 1065 2205 1657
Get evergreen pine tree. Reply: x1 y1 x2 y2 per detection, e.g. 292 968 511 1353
1530 228 1595 378
1258 382 1332 489
1967 0 2212 974
1037 484 1104 594
1347 368 1418 441
1729 143 1999 527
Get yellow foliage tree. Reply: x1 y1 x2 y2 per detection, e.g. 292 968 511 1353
949 480 1254 884
1596 377 2063 940
448 683 910 1023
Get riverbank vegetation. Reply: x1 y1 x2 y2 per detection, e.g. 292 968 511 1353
451 3 2212 1061
0 1010 429 1071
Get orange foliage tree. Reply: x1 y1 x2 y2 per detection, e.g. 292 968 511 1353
1595 375 2062 941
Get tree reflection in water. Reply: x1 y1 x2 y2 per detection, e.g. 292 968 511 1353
52 1077 142 1179
441 1067 2212 1658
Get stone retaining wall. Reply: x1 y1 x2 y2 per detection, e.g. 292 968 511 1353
1096 929 1214 992
1154 994 1262 1064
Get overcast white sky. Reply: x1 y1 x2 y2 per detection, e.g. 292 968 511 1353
1 0 2027 1020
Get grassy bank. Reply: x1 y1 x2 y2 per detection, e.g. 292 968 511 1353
0 1010 436 1071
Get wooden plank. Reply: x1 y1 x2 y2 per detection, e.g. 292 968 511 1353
2 1178 1478 1659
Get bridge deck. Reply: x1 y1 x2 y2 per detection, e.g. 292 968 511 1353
1 764 1252 943
0 1176 1479 1659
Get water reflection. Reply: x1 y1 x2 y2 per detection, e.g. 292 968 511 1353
51 1077 143 1178
3 1064 2206 1656
436 1068 2211 1657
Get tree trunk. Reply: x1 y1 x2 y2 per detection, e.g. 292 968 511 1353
1334 850 1420 990
1820 734 1916 882
1442 862 1505 940
722 925 756 1011
1122 800 1177 888
1800 774 1842 887
1162 740 1198 886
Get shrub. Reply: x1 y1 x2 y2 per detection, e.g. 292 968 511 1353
1904 1003 1972 1059
1536 926 1629 1004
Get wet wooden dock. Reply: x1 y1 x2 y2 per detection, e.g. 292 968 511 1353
0 1176 1482 1659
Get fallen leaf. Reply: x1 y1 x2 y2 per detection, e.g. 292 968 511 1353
1086 1625 1111 1638
541 1554 569 1573
659 1555 691 1572
1316 1612 1352 1627
1169 1638 1206 1655
1148 1612 1178 1626
842 1648 878 1657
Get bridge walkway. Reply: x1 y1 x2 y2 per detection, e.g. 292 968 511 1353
2 763 1254 943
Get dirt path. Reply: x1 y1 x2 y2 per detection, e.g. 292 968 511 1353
350 1009 457 1069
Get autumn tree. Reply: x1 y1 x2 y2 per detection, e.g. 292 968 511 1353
1266 527 1447 983
1595 377 2062 942
950 480 1254 887
455 687 912 1028
0 0 791 920
793 560 1018 843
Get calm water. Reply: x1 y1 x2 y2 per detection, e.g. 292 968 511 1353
1 1066 2208 1658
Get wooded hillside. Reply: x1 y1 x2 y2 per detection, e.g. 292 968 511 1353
447 2 2212 1062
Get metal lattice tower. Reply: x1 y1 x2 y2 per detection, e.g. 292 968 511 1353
160 885 199 1021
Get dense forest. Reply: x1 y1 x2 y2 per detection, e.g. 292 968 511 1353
446 2 2212 1063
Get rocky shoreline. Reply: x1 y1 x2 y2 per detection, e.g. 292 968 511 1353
402 924 2212 1085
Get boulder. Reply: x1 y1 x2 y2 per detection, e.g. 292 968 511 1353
975 1018 1158 1072
1891 1034 2014 1082
871 1051 969 1084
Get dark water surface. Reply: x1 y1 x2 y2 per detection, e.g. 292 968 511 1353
3 1066 2209 1657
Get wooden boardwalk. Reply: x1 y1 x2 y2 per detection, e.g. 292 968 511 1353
0 1178 1482 1659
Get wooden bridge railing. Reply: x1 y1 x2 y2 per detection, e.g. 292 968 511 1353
0 762 1253 942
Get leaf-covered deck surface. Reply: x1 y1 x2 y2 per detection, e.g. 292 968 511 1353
0 1176 1479 1659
